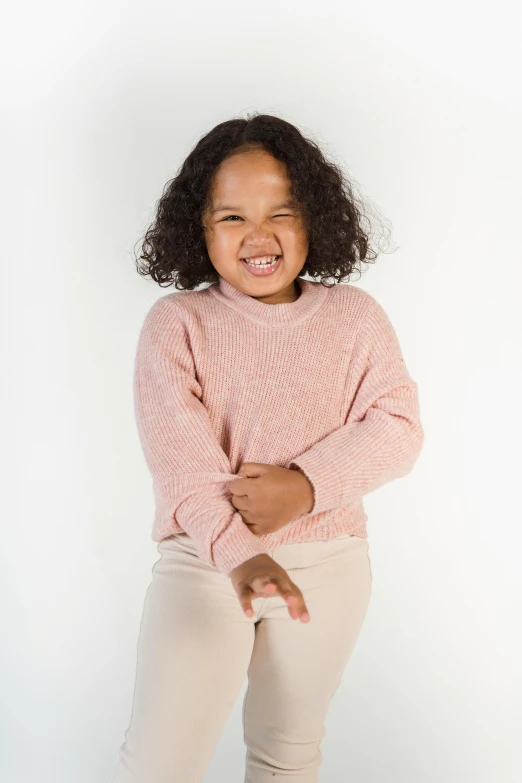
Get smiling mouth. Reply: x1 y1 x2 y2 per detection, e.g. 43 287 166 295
240 255 282 267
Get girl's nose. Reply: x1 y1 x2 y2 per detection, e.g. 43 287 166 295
244 226 274 242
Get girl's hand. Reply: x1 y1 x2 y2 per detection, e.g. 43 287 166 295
228 553 310 623
229 463 314 536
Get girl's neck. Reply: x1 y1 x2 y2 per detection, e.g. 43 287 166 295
207 275 330 327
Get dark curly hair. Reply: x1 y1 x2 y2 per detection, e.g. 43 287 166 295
134 112 395 290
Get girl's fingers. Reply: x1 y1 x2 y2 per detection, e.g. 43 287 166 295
250 577 277 595
236 582 278 617
251 578 310 623
279 584 310 622
236 585 255 617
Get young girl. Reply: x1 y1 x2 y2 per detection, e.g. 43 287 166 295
111 113 424 783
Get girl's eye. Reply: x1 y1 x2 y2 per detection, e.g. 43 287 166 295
222 214 293 222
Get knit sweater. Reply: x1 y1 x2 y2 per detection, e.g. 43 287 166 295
133 274 424 576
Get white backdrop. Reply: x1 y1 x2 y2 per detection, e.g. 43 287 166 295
2 2 521 781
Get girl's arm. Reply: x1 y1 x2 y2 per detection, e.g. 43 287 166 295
133 296 269 576
284 295 424 516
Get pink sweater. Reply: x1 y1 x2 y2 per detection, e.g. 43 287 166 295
133 275 424 575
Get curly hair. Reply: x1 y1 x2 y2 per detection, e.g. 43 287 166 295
134 113 395 290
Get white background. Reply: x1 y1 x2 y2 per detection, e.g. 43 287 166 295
2 1 521 781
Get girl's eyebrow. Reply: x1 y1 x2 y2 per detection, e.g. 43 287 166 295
211 200 297 214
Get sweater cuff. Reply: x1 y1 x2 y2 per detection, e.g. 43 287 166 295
287 456 339 517
212 512 271 576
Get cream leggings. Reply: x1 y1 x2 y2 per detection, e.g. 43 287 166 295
110 530 372 783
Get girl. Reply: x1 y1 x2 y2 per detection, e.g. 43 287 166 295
111 113 424 783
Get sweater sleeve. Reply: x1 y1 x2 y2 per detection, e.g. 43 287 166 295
284 294 424 516
133 296 270 576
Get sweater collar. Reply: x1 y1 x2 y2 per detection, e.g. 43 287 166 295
207 274 330 326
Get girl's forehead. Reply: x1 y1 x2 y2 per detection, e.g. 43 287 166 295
213 151 286 182
210 160 291 200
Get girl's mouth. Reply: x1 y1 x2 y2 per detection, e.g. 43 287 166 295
240 255 282 276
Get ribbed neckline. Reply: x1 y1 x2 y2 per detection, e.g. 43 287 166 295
207 274 330 326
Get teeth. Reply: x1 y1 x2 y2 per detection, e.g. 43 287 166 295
242 255 279 267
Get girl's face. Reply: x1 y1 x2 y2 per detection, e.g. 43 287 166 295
202 149 309 304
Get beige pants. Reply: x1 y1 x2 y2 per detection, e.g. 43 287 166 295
111 531 372 783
